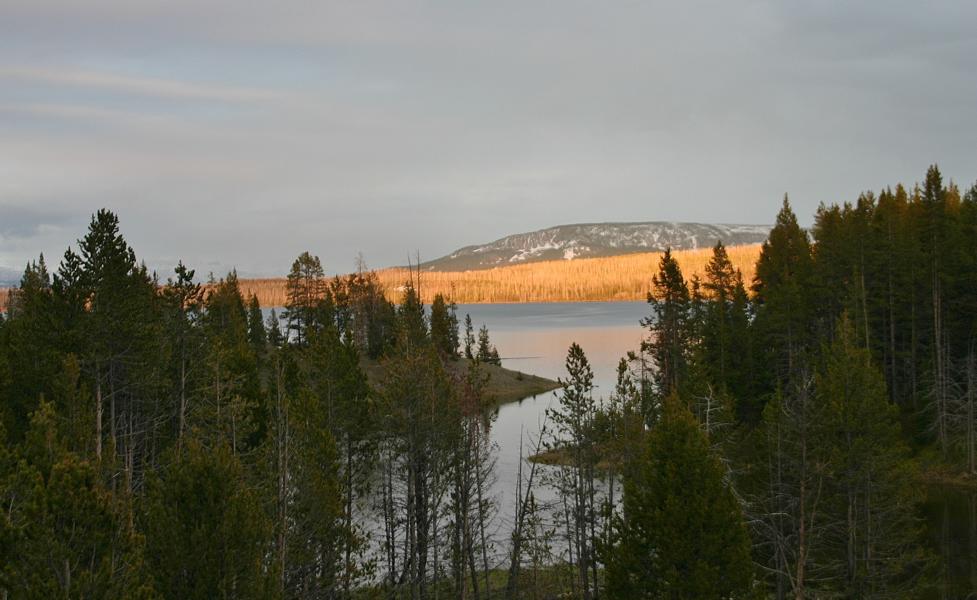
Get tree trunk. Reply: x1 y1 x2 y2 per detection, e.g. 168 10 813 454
95 374 103 461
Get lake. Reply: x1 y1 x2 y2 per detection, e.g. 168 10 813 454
459 301 647 542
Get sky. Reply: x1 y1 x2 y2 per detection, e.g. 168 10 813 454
2 1 976 279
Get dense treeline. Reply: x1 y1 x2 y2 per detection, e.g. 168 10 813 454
0 212 512 598
596 165 977 598
2 165 976 598
222 244 762 307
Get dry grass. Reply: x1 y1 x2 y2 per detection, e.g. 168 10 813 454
239 244 762 306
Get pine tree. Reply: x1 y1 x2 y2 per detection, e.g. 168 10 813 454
2 256 60 440
1 401 156 598
464 314 476 360
476 324 500 365
752 196 815 400
641 248 691 399
429 293 460 359
202 272 264 454
813 315 925 596
283 251 329 345
76 210 162 482
605 396 753 599
161 262 204 450
141 441 274 599
546 343 601 599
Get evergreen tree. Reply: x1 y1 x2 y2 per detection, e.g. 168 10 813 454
641 248 691 399
605 396 753 599
141 441 274 600
429 293 460 359
464 314 476 360
396 281 428 351
546 343 601 599
202 272 264 454
476 324 501 365
247 294 267 355
1 401 156 599
283 252 329 345
2 256 60 440
812 315 925 597
161 262 204 450
76 209 162 479
286 388 346 597
752 196 815 403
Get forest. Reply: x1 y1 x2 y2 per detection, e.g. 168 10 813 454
2 164 977 599
231 243 762 306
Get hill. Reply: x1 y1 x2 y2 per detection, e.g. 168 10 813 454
419 221 770 271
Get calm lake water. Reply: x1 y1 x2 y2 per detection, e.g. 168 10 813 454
459 301 647 542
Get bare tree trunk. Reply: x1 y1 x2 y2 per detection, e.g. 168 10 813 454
888 262 898 402
796 474 807 600
110 368 117 462
276 360 288 597
505 421 547 599
95 373 103 461
343 435 354 599
473 425 491 596
968 350 976 475
178 354 187 449
563 494 577 600
860 269 871 350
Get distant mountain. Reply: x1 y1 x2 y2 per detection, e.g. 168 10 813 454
420 222 771 271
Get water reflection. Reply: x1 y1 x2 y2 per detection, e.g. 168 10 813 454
461 303 647 555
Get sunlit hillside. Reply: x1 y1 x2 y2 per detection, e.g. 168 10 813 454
237 244 762 307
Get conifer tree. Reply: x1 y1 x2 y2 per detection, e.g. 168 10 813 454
546 343 601 599
161 262 204 450
476 324 501 365
464 314 476 360
284 251 329 345
605 396 753 599
642 248 691 399
202 273 264 454
752 196 815 400
429 293 460 359
813 315 924 596
141 441 273 599
1 401 156 599
2 257 59 440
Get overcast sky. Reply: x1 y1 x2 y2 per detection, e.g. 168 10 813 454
2 1 976 278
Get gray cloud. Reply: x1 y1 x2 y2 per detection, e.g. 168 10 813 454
1 1 975 277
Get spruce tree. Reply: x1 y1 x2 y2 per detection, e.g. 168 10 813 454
605 396 753 599
813 315 924 597
476 324 500 365
429 293 459 359
752 196 815 400
641 248 692 399
1 401 156 598
141 441 273 599
283 251 329 345
464 314 476 360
